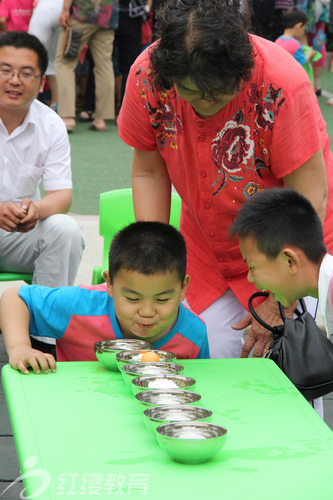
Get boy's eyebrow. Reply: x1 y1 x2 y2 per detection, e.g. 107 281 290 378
121 287 175 296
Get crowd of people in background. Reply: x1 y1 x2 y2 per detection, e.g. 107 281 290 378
0 0 332 126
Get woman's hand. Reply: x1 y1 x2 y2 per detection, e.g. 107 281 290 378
232 292 297 357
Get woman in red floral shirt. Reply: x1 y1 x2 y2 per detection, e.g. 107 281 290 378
118 0 333 365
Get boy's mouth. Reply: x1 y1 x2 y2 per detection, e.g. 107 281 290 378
137 322 154 329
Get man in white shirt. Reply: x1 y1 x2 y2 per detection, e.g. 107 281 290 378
0 31 84 352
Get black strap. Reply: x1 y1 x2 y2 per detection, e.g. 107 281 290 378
277 297 307 320
248 292 307 330
248 291 274 331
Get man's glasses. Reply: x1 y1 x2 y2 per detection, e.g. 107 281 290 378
0 67 43 83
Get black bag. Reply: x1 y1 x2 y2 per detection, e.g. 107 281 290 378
62 26 83 59
248 291 333 400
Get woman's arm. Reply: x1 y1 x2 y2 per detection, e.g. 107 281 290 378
132 148 172 223
283 147 327 224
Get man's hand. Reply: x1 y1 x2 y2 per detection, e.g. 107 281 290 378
232 293 297 358
0 201 27 231
9 345 56 375
17 198 39 232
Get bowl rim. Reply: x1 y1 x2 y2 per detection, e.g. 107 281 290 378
156 421 228 438
94 339 153 352
121 362 184 375
135 389 202 403
143 405 213 420
131 374 196 388
116 349 177 361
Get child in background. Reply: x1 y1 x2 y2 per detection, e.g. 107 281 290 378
229 187 330 327
230 187 330 418
1 221 209 374
275 7 318 68
0 0 34 32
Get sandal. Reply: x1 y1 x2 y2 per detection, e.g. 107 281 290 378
80 110 95 122
89 123 106 132
62 118 76 133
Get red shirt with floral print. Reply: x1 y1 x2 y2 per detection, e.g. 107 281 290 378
118 34 333 314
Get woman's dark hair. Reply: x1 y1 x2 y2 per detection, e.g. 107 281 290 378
149 0 255 97
229 188 327 264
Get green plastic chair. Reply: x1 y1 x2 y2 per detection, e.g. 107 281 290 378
92 188 182 285
0 272 33 284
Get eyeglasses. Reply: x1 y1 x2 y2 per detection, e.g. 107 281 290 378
0 67 43 83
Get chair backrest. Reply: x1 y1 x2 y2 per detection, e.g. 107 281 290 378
0 272 33 284
99 188 182 274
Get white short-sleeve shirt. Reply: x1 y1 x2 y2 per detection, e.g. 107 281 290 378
0 99 72 204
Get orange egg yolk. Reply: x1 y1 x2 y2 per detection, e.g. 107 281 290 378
141 351 160 362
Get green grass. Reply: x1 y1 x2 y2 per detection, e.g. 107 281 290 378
69 118 133 215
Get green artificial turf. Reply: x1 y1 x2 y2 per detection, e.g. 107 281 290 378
69 118 133 215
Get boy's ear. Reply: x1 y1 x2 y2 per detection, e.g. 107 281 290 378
103 270 114 297
281 248 301 275
180 275 191 302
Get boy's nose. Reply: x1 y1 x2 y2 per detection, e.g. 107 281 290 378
139 303 155 317
247 270 254 283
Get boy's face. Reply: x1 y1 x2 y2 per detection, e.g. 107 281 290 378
239 236 297 307
104 269 190 343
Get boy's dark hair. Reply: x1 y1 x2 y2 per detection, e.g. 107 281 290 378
108 221 187 282
282 7 308 29
229 188 327 264
149 0 255 98
0 31 48 76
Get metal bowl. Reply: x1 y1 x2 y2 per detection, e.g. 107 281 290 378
156 422 227 464
94 340 152 371
135 390 202 413
116 350 177 371
143 405 212 435
121 362 184 387
131 374 196 396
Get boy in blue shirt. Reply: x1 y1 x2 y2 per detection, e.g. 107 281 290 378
1 221 209 374
275 7 317 67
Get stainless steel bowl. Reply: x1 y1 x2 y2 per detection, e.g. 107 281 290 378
156 422 227 464
135 389 202 413
116 350 177 371
121 362 184 387
143 405 212 435
94 340 152 371
131 374 196 396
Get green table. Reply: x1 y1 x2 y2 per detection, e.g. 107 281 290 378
2 359 333 499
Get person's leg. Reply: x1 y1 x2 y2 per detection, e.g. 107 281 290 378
0 215 84 287
307 22 326 94
89 28 115 129
0 214 84 355
117 14 142 104
184 288 247 359
55 20 96 130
